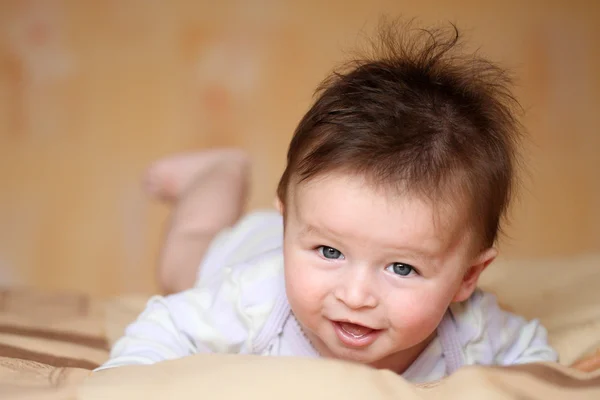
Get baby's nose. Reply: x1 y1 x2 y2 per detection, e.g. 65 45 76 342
334 268 378 309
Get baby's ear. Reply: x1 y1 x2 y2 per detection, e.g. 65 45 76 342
274 197 284 214
452 247 497 303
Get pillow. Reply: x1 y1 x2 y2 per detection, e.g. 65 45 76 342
81 354 600 400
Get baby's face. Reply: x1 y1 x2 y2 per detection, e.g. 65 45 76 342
282 173 488 372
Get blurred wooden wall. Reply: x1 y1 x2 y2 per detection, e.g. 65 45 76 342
0 0 598 296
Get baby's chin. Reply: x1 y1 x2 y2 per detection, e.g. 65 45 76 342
325 342 400 366
324 335 434 372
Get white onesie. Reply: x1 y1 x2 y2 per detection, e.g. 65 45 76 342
98 211 558 383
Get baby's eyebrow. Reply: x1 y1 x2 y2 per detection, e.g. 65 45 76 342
299 222 357 242
299 223 333 238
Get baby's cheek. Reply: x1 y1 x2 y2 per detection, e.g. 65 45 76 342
387 292 447 334
285 258 324 306
291 268 326 301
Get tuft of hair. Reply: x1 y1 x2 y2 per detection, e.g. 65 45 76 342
277 19 523 248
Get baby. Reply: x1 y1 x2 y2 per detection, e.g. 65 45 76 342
98 23 558 383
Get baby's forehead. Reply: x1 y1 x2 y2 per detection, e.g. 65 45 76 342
294 171 469 218
291 173 475 247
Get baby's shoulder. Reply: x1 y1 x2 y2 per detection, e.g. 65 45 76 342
196 209 286 308
448 289 510 364
450 289 502 329
197 210 284 283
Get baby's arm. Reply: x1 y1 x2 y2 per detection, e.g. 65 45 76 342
96 293 201 370
493 314 557 364
478 292 558 364
97 283 253 371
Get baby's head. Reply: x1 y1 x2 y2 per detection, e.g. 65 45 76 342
276 22 521 372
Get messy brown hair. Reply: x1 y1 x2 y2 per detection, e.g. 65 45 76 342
277 20 522 248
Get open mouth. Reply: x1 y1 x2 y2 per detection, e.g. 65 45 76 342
331 320 381 348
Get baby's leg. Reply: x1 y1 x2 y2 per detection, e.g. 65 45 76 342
145 149 250 294
144 149 249 203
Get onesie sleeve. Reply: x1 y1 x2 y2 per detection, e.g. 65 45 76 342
96 289 221 370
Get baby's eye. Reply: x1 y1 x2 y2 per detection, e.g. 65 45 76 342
318 246 345 260
386 262 417 277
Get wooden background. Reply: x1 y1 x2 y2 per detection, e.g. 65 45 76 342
0 0 598 296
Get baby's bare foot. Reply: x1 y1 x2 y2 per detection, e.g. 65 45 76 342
143 149 248 202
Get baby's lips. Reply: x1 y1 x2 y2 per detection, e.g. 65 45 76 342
338 321 374 337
